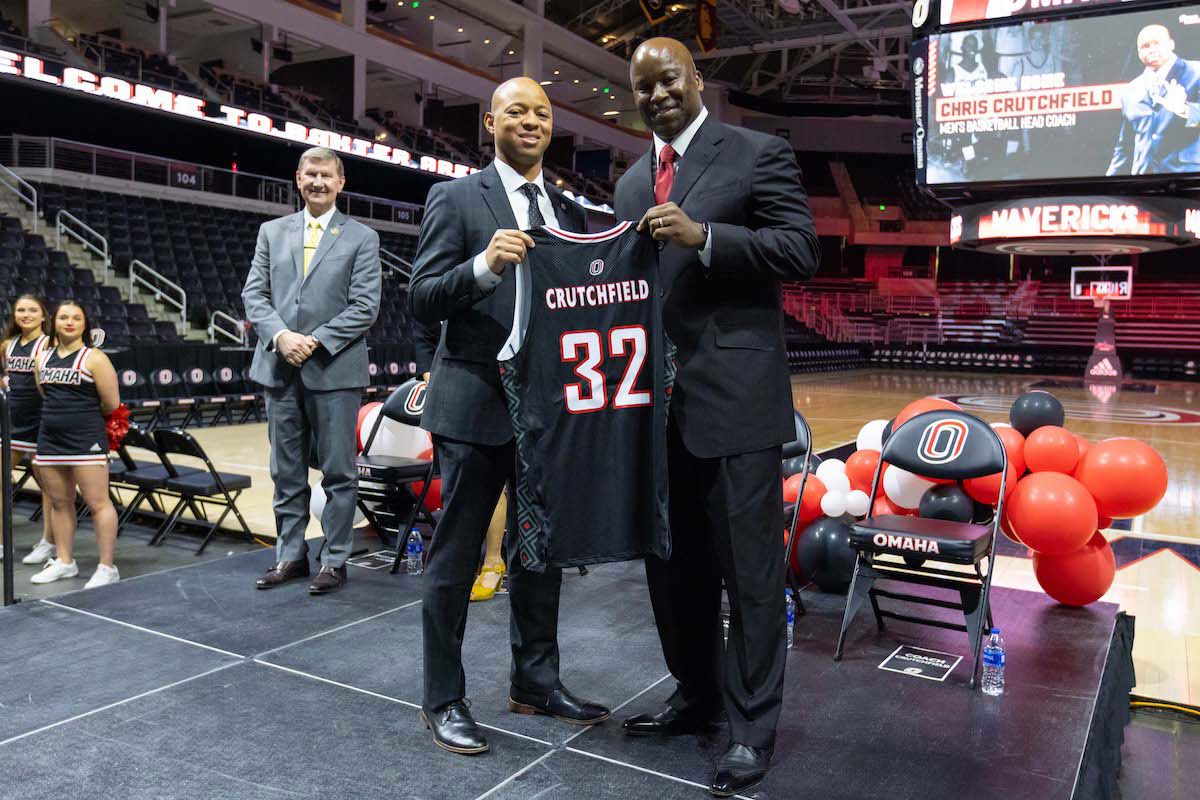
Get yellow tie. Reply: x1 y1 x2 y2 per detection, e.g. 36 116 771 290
303 220 322 276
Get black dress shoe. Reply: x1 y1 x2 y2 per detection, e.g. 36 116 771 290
507 685 610 725
308 565 347 595
709 743 772 797
421 701 489 755
256 559 310 590
622 704 723 736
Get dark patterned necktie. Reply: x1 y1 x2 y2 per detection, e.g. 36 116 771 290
521 183 545 229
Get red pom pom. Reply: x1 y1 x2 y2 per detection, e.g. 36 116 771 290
104 403 131 451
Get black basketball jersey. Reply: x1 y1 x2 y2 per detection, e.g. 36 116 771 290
5 334 49 404
498 221 673 572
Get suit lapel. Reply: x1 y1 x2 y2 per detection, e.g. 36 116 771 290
669 116 724 207
627 153 655 217
480 163 519 231
544 184 581 232
302 209 346 285
288 212 304 279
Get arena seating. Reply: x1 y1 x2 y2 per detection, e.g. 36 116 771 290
75 33 204 96
199 63 294 121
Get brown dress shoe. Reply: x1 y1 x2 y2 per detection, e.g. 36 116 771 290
256 559 310 589
309 565 347 595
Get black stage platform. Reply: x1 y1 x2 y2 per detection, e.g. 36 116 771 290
0 548 1132 799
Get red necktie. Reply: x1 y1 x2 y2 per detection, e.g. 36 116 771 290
654 144 676 205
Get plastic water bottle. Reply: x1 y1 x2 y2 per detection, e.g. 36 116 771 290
405 529 423 575
982 628 1005 696
785 589 796 650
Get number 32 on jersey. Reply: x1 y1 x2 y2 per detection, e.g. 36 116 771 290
560 325 651 413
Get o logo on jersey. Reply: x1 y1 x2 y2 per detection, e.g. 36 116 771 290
917 418 968 465
589 259 604 276
404 381 428 416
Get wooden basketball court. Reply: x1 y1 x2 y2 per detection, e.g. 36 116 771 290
188 368 1200 706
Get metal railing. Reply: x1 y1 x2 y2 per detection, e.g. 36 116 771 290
380 247 414 279
55 209 110 280
0 136 424 225
0 162 38 231
130 259 186 326
208 310 248 346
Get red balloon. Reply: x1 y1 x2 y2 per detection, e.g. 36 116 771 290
783 473 804 503
999 503 1023 545
1074 438 1168 518
797 476 828 525
1097 514 1113 530
993 426 1027 476
410 447 443 512
1007 472 1098 556
894 396 962 430
871 495 903 517
1025 426 1080 474
1033 532 1116 606
845 449 880 493
963 462 1019 506
1074 435 1091 467
356 402 382 453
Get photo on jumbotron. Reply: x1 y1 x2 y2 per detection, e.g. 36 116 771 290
3 1 1200 799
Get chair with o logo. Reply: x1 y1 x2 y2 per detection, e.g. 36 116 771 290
118 368 162 430
834 410 1008 689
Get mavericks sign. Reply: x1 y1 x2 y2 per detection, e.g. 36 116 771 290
0 48 478 179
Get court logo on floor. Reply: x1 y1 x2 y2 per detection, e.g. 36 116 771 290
939 395 1200 425
878 645 963 682
346 550 398 570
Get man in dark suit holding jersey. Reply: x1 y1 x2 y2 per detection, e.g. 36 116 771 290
614 38 820 797
408 77 608 756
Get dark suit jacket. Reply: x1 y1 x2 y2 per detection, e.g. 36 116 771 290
1108 57 1200 176
409 162 588 445
614 116 819 458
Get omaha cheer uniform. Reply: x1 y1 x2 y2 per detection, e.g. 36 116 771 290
5 334 49 453
498 221 673 571
35 346 108 467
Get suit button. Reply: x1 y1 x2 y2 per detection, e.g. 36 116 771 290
658 289 665 298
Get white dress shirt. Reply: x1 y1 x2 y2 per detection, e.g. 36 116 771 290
653 105 713 265
473 158 561 290
272 204 338 350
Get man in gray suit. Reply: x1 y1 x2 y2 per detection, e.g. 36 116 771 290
242 146 381 595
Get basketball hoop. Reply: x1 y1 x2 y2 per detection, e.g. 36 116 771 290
1091 294 1112 315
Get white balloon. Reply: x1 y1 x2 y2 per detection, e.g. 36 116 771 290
309 481 365 526
815 458 847 481
856 419 888 452
845 489 870 518
820 491 847 518
882 466 935 509
361 406 431 459
992 422 1012 429
821 471 851 495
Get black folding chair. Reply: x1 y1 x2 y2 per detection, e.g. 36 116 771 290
117 368 161 430
781 410 813 617
352 378 439 573
835 410 1007 689
148 428 254 554
111 423 204 532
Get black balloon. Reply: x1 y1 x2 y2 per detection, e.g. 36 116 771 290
782 454 821 478
881 418 895 447
1009 390 1065 437
796 516 857 594
971 499 996 525
918 484 975 523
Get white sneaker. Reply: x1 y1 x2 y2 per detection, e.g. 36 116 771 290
22 539 56 565
30 558 79 584
84 564 120 589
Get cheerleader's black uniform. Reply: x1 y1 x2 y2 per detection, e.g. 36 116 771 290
4 334 49 453
34 345 108 467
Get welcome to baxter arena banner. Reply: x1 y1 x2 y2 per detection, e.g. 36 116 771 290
0 48 479 179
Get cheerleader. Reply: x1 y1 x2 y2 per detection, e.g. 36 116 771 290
30 300 121 587
1 294 55 565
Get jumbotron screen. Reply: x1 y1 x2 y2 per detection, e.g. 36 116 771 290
915 5 1200 185
940 0 1151 26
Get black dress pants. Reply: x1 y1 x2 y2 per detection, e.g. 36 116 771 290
421 435 563 712
644 415 787 749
